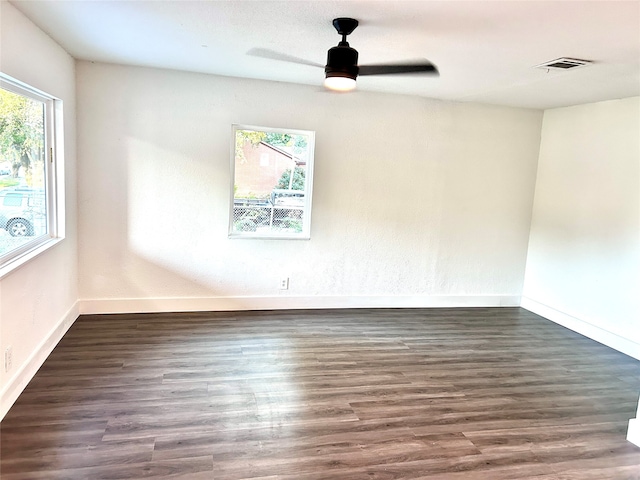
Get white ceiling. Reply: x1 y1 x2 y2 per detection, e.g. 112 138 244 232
10 0 640 109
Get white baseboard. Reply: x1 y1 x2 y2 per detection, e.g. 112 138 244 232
628 418 640 447
521 297 640 361
79 294 521 315
0 301 79 420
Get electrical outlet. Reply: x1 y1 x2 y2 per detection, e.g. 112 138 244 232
5 346 12 373
279 277 289 290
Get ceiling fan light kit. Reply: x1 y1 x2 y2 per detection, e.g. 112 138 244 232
324 76 357 92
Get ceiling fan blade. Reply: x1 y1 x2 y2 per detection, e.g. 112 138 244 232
247 48 323 68
358 62 439 76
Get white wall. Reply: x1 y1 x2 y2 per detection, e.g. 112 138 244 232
523 97 640 359
0 1 78 418
77 62 542 313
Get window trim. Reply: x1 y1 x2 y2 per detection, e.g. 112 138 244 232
229 124 315 240
0 73 62 278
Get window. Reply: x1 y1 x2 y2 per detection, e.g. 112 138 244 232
230 125 315 239
0 73 60 271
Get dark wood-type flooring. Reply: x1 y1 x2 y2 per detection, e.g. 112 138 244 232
1 308 639 479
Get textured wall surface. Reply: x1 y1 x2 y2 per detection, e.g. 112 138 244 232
76 62 543 312
0 1 78 418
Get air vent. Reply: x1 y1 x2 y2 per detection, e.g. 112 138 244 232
535 57 592 70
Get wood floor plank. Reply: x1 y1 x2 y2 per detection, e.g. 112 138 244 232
1 307 639 479
0 456 214 480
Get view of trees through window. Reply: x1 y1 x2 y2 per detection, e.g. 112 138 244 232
0 84 48 258
231 126 314 238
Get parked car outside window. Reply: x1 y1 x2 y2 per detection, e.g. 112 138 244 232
0 187 46 237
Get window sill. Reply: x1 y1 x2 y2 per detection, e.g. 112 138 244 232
228 233 311 240
0 237 64 279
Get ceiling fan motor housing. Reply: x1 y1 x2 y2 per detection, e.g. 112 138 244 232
325 43 359 79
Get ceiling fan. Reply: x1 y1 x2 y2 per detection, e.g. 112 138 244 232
250 18 439 92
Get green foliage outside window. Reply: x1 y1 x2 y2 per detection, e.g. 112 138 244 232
275 166 305 190
0 88 45 187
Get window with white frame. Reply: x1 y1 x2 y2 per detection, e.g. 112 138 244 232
230 125 315 239
0 73 60 271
